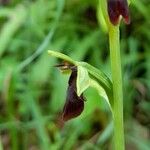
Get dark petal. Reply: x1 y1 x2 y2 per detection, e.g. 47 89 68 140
118 0 130 24
62 68 84 121
107 0 120 25
68 67 77 86
107 0 130 25
62 85 84 121
62 93 84 121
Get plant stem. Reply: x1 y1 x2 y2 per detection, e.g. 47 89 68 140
109 25 125 150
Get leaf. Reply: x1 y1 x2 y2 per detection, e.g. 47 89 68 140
97 0 108 33
97 121 113 146
90 79 112 111
0 5 26 57
77 66 90 96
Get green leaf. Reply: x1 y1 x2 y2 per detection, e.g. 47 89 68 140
77 66 90 96
90 79 112 111
97 0 108 33
97 121 113 146
0 5 27 57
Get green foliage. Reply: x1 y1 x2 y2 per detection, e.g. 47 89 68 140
0 0 149 149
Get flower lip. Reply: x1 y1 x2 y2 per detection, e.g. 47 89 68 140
107 0 130 25
62 66 85 121
55 63 85 121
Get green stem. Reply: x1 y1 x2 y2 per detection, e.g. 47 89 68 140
109 26 125 150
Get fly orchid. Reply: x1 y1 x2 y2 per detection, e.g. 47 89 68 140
56 63 85 121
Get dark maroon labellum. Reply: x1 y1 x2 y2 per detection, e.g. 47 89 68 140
107 0 130 25
62 67 84 121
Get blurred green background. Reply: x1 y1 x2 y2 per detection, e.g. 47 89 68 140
0 0 150 149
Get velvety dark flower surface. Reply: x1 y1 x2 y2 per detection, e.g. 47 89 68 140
62 67 84 121
107 0 130 25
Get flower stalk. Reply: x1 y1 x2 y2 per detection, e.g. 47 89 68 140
99 0 130 149
109 24 125 150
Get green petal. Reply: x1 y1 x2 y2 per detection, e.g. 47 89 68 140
77 66 90 96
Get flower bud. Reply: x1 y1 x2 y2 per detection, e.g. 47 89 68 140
107 0 130 25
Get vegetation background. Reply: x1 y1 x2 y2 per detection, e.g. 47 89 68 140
0 0 149 149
